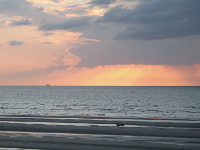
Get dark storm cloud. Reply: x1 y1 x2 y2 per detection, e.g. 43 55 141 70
9 19 32 26
98 0 200 40
88 0 116 6
9 40 24 46
0 0 34 16
71 39 200 68
39 17 92 31
68 0 200 68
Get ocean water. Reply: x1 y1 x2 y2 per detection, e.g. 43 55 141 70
0 86 199 120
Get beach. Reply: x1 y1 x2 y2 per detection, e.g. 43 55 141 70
0 115 199 150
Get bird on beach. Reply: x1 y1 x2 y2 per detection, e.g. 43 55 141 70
116 123 125 127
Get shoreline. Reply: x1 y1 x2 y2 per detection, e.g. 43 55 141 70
1 114 200 122
0 115 200 150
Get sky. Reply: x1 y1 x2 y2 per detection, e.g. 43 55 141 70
0 0 200 86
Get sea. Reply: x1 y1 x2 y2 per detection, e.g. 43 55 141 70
0 86 199 120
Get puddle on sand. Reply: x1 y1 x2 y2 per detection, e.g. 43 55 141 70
0 121 146 128
0 131 200 146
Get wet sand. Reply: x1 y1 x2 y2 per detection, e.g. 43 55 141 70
0 115 199 150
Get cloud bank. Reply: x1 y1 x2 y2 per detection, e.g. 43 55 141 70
39 17 92 32
1 0 200 70
37 0 200 41
98 0 200 40
68 0 200 68
88 0 116 6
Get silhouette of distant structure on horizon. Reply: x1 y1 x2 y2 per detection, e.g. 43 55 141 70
46 84 50 87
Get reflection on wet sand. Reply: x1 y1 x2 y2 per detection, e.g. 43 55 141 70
0 115 199 150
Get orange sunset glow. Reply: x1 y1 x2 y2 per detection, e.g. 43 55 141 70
0 0 200 86
1 64 200 86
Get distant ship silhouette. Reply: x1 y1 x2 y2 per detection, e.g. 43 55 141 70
46 84 50 87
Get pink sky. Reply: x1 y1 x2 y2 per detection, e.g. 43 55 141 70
0 0 200 86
